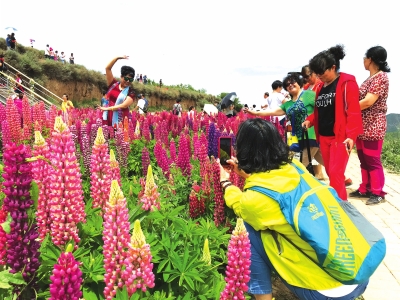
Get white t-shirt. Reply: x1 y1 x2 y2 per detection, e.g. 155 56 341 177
267 92 286 121
137 99 146 114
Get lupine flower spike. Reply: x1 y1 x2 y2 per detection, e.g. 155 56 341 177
103 180 131 300
139 165 160 211
121 220 155 295
220 218 251 300
49 244 83 300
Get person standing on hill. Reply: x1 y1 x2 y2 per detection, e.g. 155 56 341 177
69 53 75 64
99 55 136 126
350 46 390 205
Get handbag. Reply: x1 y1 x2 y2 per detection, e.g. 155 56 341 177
299 128 315 176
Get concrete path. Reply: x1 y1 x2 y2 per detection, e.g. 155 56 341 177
345 153 400 300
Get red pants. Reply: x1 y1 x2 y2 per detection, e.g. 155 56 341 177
319 135 349 201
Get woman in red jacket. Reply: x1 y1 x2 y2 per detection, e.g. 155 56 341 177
302 45 363 201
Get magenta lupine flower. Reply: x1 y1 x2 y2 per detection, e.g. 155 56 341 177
1 120 11 146
109 149 121 186
139 165 160 211
0 207 7 265
80 122 91 175
169 138 177 165
32 131 52 241
212 157 224 226
49 117 86 249
177 133 191 177
220 218 251 300
2 143 41 283
90 128 112 211
121 220 155 295
154 141 170 178
6 99 21 143
49 244 83 300
142 117 151 142
103 180 131 300
142 147 151 177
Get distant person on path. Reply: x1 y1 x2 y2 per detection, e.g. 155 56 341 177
350 46 391 205
302 44 363 201
6 34 12 50
69 53 75 64
14 73 24 94
99 55 136 126
10 33 17 50
266 80 287 126
133 94 148 115
261 92 269 109
172 99 182 116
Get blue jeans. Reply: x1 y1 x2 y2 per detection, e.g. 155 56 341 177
244 222 369 300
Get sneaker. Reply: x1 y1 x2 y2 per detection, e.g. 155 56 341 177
366 194 386 205
345 178 353 186
349 189 371 198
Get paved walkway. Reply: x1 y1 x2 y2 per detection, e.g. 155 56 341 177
345 153 400 300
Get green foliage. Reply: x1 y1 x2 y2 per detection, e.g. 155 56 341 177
382 131 400 173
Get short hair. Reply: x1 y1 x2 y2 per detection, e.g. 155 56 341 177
264 92 269 96
121 66 135 78
309 44 345 75
282 73 304 90
236 118 291 173
271 80 283 90
365 46 390 73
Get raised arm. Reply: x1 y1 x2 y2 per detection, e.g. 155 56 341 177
105 55 129 86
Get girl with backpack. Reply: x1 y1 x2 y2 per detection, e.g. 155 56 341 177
219 119 373 300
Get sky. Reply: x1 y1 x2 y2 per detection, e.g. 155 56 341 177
2 0 399 113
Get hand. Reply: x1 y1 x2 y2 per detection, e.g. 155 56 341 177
227 157 250 179
343 138 354 153
302 120 311 129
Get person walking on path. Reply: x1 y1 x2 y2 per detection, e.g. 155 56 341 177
349 46 390 205
302 45 363 201
99 55 136 126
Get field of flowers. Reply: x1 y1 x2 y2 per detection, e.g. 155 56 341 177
0 98 284 300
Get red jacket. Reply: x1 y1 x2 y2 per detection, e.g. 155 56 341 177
306 72 363 143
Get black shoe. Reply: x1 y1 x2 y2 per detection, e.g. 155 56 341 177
349 190 371 198
366 194 386 205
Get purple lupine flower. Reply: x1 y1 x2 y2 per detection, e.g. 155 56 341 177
2 143 41 285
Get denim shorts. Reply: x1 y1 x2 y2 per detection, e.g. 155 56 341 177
244 222 369 299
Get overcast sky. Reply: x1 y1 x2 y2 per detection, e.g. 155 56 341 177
2 0 399 113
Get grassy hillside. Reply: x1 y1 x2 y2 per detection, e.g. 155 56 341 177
0 38 218 106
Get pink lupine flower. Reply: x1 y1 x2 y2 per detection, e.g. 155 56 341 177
0 207 7 265
212 157 224 226
1 120 11 146
109 149 121 185
142 147 151 177
220 218 251 300
6 99 21 143
121 220 155 295
32 131 52 241
90 127 112 211
103 180 131 300
139 165 160 211
177 133 191 177
49 244 83 300
49 117 86 249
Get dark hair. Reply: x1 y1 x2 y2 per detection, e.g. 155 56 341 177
236 119 291 173
121 66 135 78
189 106 194 110
264 92 269 96
365 46 390 73
271 80 283 90
282 73 304 90
309 44 345 75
